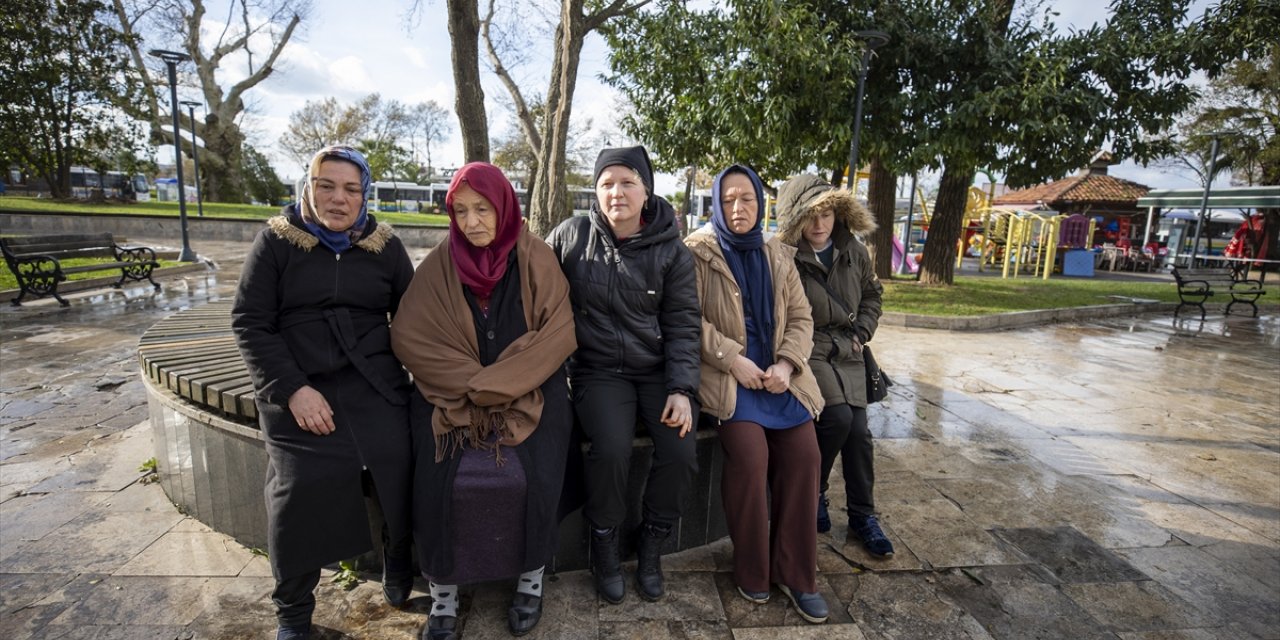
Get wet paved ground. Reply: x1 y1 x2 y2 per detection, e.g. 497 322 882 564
1 237 1277 639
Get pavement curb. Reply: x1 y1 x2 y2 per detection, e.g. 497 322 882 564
880 301 1183 331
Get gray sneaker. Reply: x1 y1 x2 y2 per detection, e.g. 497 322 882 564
778 584 828 624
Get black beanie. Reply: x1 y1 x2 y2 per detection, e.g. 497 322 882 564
593 145 654 194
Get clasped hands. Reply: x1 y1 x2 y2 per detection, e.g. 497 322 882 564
730 355 793 394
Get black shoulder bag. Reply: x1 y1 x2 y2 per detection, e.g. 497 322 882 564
804 265 893 404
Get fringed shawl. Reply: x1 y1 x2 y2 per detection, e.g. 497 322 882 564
390 228 577 461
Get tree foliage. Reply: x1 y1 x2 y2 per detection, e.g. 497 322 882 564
279 94 453 182
0 0 146 199
242 144 288 205
604 0 1214 284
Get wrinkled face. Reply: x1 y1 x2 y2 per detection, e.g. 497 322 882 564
312 159 364 232
595 165 646 230
720 172 759 234
451 183 498 248
802 206 836 249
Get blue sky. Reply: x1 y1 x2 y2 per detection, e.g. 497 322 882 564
200 0 1220 193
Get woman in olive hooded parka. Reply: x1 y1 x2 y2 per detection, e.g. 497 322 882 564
774 174 894 559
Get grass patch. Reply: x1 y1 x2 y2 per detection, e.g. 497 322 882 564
0 195 448 227
882 275 1279 316
0 257 186 290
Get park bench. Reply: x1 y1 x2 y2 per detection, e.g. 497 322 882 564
1 232 160 307
1171 266 1266 320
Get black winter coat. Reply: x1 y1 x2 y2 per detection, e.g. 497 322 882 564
546 199 701 396
231 211 415 580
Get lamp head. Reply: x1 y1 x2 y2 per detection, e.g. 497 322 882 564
854 30 891 49
180 100 201 109
148 49 191 64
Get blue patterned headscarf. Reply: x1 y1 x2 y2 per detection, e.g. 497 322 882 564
711 164 775 364
298 145 371 253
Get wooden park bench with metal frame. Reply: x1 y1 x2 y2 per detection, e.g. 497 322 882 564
1 232 161 307
1171 266 1266 320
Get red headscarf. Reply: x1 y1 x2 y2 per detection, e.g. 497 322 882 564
446 162 523 299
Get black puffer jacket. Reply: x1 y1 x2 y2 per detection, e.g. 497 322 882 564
546 197 701 397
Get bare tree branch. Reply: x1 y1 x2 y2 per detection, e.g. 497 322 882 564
483 0 542 157
584 0 650 32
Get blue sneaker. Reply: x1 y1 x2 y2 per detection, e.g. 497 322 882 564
778 584 829 624
850 514 895 558
737 585 770 604
816 493 831 533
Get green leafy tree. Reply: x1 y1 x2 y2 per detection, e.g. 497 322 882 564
605 0 1210 284
0 0 145 199
356 139 415 183
243 145 288 206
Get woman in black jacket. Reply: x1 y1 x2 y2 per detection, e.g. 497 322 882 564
231 146 416 640
546 145 701 604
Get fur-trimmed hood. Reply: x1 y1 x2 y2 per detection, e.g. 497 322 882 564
267 213 394 254
774 174 877 246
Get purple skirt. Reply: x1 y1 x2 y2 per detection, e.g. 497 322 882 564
426 446 528 584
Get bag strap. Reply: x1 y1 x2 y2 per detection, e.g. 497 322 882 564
799 262 857 326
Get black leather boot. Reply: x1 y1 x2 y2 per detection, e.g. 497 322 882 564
382 529 414 608
590 527 624 604
635 522 671 601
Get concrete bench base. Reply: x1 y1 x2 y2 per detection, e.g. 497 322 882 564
143 365 728 573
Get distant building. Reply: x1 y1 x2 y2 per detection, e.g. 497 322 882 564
993 152 1150 245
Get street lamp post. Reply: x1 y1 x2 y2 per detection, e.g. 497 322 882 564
149 49 198 262
1188 131 1230 267
179 101 205 218
845 30 890 192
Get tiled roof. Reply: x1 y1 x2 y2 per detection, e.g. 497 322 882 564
994 173 1150 207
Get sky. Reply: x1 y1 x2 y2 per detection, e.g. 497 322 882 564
184 0 1223 195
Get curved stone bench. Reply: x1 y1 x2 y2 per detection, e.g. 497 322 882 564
140 302 727 571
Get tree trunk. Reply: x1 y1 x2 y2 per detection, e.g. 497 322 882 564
528 1 588 236
201 111 246 202
866 156 896 279
918 163 975 285
829 167 843 189
448 0 490 162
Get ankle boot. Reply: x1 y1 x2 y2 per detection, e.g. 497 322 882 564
590 527 624 604
635 522 670 601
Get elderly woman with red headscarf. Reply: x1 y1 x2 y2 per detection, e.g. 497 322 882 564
391 162 577 640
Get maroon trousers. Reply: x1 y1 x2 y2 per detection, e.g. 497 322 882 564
718 419 820 593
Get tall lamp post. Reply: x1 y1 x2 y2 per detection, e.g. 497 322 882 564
845 30 890 192
179 100 205 218
149 49 198 262
1188 131 1231 267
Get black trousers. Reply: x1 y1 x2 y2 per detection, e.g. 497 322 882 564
814 403 876 517
573 370 698 529
272 569 321 628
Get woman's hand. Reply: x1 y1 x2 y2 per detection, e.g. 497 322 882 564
762 360 794 394
730 355 766 390
661 393 694 438
288 385 336 435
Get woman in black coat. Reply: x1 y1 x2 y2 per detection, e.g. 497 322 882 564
546 145 701 605
232 146 416 640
